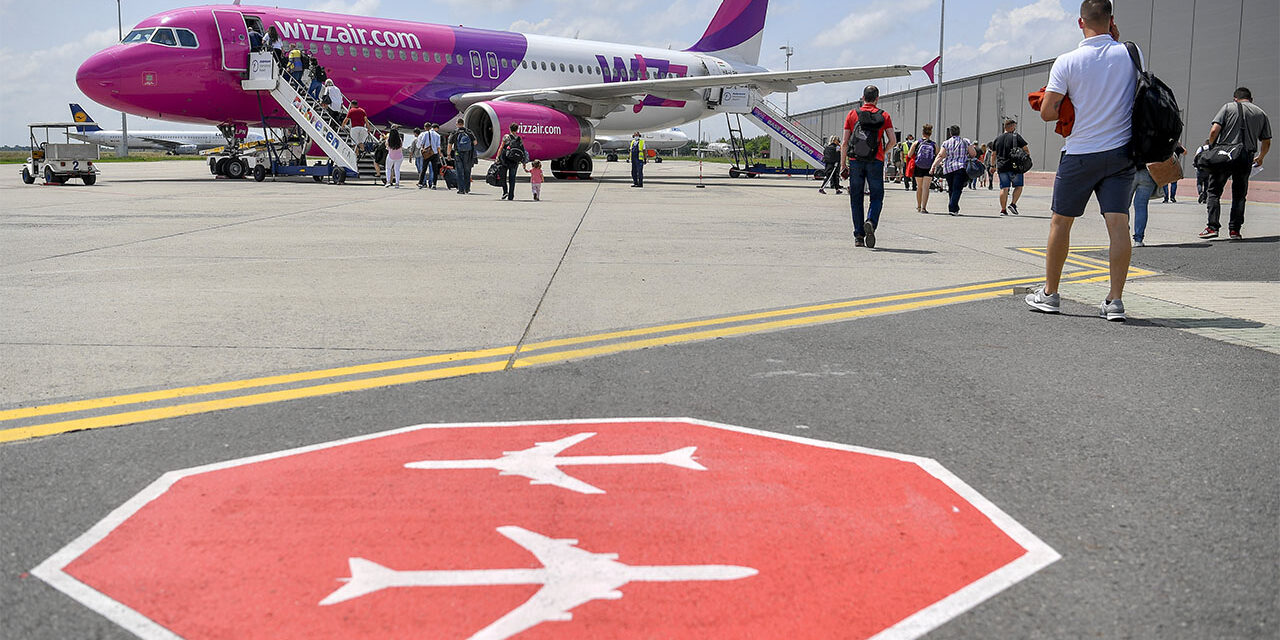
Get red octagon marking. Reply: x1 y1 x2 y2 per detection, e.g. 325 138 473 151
35 418 1059 639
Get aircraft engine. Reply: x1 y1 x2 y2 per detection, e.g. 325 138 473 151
463 102 594 161
176 144 199 155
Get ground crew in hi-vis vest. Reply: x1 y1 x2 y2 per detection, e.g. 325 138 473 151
630 133 646 188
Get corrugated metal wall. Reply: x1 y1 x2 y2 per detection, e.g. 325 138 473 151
773 0 1278 180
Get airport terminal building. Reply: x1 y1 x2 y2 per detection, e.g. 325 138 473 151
775 0 1278 181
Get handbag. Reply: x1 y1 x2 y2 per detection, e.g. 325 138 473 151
1203 102 1252 168
1146 154 1184 188
905 156 916 178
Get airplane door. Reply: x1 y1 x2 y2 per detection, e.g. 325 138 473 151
469 51 483 79
212 10 250 72
485 52 499 80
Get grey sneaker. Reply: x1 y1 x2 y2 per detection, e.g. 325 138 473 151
1024 287 1060 313
1099 299 1126 322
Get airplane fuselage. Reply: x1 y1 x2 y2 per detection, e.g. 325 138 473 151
77 5 758 137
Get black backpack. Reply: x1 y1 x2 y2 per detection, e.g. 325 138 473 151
1124 41 1183 164
1001 134 1034 174
851 108 885 161
501 134 526 165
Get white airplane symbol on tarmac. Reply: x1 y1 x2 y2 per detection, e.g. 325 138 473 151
404 432 707 494
318 525 758 640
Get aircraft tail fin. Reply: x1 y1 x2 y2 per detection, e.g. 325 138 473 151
319 558 396 605
685 0 768 66
69 103 101 132
661 446 708 471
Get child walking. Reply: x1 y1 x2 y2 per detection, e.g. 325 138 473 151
530 160 544 201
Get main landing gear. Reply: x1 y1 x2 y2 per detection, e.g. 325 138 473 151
551 152 593 180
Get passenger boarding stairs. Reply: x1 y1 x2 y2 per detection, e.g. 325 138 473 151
242 52 360 176
743 95 826 169
715 88 827 170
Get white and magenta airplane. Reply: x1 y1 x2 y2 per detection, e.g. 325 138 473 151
77 0 917 178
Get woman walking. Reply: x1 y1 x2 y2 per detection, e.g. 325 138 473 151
930 125 977 216
384 128 404 188
819 136 843 195
910 125 938 213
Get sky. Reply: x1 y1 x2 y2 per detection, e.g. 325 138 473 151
0 0 1085 146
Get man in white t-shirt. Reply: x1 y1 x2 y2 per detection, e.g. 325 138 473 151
1025 0 1139 322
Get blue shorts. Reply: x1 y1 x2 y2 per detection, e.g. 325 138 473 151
1052 147 1136 217
998 171 1024 189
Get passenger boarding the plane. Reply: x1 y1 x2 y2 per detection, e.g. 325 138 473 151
342 100 369 156
265 26 283 64
323 80 344 122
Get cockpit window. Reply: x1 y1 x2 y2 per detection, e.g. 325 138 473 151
176 29 197 48
150 28 177 46
122 29 154 44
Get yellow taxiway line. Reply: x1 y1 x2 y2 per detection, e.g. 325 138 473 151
0 257 1142 444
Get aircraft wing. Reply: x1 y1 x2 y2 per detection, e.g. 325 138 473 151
511 432 596 457
450 64 916 115
135 135 186 151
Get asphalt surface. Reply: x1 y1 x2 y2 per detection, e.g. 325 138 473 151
4 292 1276 639
1117 235 1280 282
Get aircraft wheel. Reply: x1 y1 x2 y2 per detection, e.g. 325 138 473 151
654 156 663 164
225 158 247 179
21 166 35 184
606 153 618 163
214 158 230 176
255 165 268 182
82 174 96 186
568 153 593 179
551 170 567 180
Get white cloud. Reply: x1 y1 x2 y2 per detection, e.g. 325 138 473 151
815 0 935 48
0 28 121 145
943 0 1078 74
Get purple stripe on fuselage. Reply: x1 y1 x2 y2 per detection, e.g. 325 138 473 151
377 26 527 126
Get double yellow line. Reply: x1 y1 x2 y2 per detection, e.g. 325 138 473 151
0 259 1132 444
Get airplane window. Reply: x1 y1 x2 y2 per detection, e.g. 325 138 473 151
150 28 177 47
324 44 333 56
177 29 197 48
578 65 584 74
540 62 547 70
122 29 154 44
349 46 357 56
374 49 382 59
411 51 418 61
363 47 371 58
398 50 406 61
309 43 318 54
336 46 344 56
520 61 526 69
559 63 566 72
445 53 452 63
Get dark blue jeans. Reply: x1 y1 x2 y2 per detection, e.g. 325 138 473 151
945 170 967 213
847 160 884 238
631 158 644 186
503 163 517 200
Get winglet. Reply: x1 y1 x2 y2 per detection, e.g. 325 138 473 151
922 56 941 84
319 558 396 605
685 0 769 66
661 446 708 471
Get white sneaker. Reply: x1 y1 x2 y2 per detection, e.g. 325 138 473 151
1133 239 1145 247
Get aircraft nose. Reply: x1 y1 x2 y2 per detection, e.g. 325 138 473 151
77 50 121 95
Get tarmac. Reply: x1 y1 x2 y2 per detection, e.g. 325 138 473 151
2 159 1277 639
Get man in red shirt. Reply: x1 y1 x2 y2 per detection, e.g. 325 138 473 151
840 86 895 248
342 100 370 154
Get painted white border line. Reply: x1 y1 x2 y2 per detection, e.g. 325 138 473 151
33 417 1060 639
